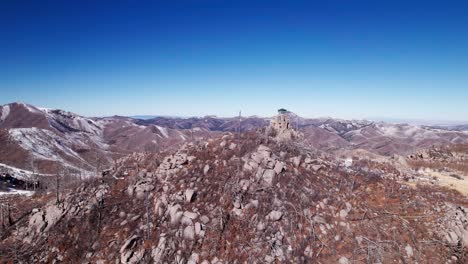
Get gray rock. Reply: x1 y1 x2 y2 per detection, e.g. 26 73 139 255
265 158 276 169
292 156 302 167
405 244 413 257
338 256 350 264
339 209 348 219
168 204 183 225
181 216 193 226
311 165 323 172
183 225 195 240
267 210 283 221
257 221 266 231
187 253 199 264
200 215 210 224
185 189 195 202
304 245 313 257
313 215 327 224
263 169 276 186
43 204 66 232
251 152 264 164
195 222 202 235
264 255 275 263
151 235 167 263
120 235 144 264
229 143 237 150
183 211 198 220
274 161 285 174
203 164 210 175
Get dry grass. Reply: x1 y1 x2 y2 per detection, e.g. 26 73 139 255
421 169 468 195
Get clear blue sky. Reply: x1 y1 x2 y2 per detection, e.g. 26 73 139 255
1 0 467 121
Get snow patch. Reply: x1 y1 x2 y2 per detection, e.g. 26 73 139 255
155 126 169 138
0 105 9 122
8 128 95 171
38 107 51 113
0 189 34 197
20 103 41 114
0 162 50 181
344 158 353 168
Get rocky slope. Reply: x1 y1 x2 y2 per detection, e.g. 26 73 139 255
0 130 467 263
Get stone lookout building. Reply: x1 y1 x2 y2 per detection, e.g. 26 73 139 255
268 108 298 141
270 108 292 133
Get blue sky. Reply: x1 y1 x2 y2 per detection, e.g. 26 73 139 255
1 0 467 121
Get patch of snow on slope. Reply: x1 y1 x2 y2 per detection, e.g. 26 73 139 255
377 124 400 137
9 128 86 163
402 125 425 137
71 116 102 135
0 162 50 180
38 107 51 113
46 109 103 135
0 105 9 122
20 103 41 114
155 125 169 138
0 189 34 197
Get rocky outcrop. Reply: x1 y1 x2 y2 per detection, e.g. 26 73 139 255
156 151 195 178
120 235 144 264
408 146 455 161
243 145 286 186
21 184 109 244
127 178 154 199
440 204 468 247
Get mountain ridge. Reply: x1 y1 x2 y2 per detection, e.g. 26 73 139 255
1 102 467 176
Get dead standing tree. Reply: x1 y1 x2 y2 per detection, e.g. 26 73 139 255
55 170 61 205
95 152 102 177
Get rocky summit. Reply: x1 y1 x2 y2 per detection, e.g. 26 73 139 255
0 113 467 263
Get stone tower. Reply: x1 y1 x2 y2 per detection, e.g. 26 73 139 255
270 109 292 133
267 108 297 141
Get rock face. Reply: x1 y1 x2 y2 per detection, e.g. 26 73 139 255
20 184 109 246
156 151 195 178
127 178 154 199
440 204 468 247
185 189 196 202
267 210 283 221
243 145 287 186
120 235 144 264
407 146 454 161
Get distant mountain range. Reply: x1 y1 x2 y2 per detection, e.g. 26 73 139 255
1 102 467 176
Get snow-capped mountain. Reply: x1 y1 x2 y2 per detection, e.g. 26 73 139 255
0 103 215 175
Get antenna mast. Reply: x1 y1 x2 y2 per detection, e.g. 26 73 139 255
238 111 242 139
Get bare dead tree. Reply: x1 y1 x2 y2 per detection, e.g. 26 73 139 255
55 167 63 205
7 203 12 226
145 191 151 239
95 152 102 177
191 127 194 142
1 204 5 230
